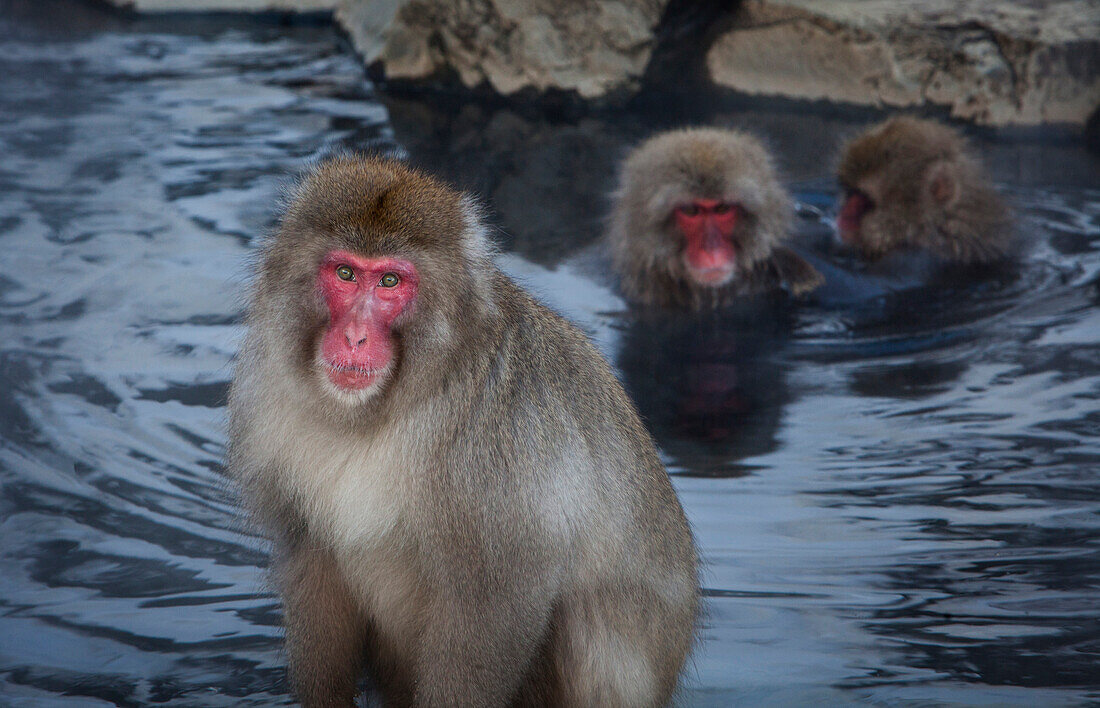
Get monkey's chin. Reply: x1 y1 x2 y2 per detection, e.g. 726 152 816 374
317 359 391 404
687 266 736 287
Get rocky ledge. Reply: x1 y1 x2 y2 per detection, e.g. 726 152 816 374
336 0 665 100
346 0 1100 129
104 0 336 11
102 0 1100 129
708 1 1100 128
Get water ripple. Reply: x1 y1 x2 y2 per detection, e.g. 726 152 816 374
2 1 1099 705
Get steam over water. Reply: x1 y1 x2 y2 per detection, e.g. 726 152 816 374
1 2 1098 705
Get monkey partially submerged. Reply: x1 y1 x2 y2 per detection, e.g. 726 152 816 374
837 116 1013 264
228 156 698 708
608 127 823 309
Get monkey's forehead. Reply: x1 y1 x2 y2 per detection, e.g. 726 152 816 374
625 129 773 189
288 156 467 246
633 129 767 162
841 118 963 177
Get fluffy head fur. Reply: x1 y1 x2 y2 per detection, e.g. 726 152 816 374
609 127 819 309
836 116 1012 263
240 156 495 428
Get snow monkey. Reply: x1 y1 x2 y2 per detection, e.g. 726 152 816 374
227 155 698 708
608 127 823 309
836 116 1012 263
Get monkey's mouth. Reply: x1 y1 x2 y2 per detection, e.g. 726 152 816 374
686 263 736 286
683 250 737 287
322 361 384 391
682 242 737 287
837 189 874 245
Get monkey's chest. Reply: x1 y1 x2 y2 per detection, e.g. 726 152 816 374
292 450 428 640
273 426 415 552
270 417 438 642
338 541 425 648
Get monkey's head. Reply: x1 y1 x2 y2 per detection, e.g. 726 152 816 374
836 116 998 262
610 128 792 306
255 156 493 410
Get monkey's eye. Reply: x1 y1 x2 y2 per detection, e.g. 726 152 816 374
379 272 400 288
335 265 355 282
714 202 732 214
677 204 699 217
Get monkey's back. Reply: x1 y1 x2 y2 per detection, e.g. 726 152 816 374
466 273 698 703
443 272 695 573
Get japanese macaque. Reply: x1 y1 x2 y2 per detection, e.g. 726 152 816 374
836 116 1012 263
227 156 698 708
608 127 823 309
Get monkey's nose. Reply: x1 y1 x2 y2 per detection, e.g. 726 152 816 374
344 326 369 348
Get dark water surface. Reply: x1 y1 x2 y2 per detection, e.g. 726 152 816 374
2 2 1099 706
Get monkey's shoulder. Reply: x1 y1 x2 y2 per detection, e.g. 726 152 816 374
487 272 666 464
491 274 610 366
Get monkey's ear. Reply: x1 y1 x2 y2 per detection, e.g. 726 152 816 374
771 246 824 296
926 160 960 207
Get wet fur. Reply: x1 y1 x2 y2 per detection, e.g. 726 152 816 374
837 116 1013 263
228 156 698 707
608 127 823 308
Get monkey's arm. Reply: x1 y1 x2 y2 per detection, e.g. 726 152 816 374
414 586 557 707
412 513 562 708
771 246 825 296
277 544 368 708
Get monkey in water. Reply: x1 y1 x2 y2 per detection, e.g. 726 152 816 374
227 156 698 708
608 127 823 309
836 116 1012 264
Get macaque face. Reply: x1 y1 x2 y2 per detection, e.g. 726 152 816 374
673 198 744 286
833 116 1012 264
316 249 419 398
836 186 876 248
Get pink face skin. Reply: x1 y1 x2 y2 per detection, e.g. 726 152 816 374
673 199 742 286
316 250 419 394
837 189 874 246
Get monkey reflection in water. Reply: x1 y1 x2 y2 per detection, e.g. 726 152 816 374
618 298 794 478
227 156 698 708
605 127 812 474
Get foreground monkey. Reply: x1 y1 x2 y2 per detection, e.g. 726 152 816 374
228 156 698 707
608 127 823 309
837 116 1012 263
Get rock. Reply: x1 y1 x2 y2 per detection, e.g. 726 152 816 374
707 0 1100 127
336 0 669 100
103 0 336 9
102 0 1100 129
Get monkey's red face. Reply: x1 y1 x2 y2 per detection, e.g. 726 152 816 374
674 199 741 286
837 188 874 247
316 250 418 394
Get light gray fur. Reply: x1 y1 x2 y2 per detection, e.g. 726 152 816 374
228 156 698 707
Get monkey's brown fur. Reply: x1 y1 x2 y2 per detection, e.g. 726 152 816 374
837 116 1012 263
228 156 698 707
608 127 823 309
